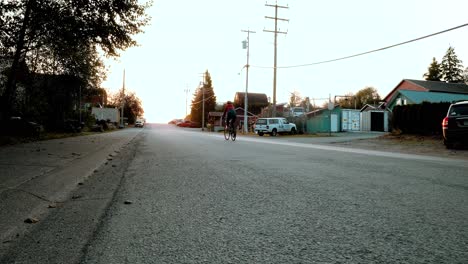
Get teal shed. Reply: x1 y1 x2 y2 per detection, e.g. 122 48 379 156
305 106 342 133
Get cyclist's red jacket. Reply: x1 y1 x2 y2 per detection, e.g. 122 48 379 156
223 103 235 119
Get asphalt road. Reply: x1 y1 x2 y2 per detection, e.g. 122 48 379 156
2 124 468 263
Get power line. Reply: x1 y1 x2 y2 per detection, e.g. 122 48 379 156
253 23 468 69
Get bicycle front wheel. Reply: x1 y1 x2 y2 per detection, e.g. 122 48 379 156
224 125 230 140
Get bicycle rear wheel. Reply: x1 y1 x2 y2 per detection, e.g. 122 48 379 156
224 125 230 140
231 126 236 141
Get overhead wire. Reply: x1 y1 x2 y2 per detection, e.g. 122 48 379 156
252 23 468 69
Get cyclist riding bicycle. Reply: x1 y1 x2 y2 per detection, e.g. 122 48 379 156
222 101 236 129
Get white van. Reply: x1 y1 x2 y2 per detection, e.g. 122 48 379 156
291 107 305 117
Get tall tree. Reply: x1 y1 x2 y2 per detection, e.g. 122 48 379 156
289 91 302 107
336 92 356 109
300 97 312 112
190 70 216 126
423 57 442 81
0 0 151 119
463 67 468 84
440 46 464 83
108 88 144 124
355 87 381 109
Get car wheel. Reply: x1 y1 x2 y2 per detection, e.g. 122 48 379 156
271 129 277 136
258 132 264 136
290 127 296 135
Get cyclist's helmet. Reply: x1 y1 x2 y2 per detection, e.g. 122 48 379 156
227 101 232 104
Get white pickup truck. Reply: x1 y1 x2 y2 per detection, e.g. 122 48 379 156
254 117 297 136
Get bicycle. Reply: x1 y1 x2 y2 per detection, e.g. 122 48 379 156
223 119 236 141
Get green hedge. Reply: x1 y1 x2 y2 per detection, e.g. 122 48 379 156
391 102 450 135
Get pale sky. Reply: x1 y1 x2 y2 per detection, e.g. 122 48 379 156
102 0 468 123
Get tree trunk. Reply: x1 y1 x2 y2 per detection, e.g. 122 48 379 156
2 0 33 120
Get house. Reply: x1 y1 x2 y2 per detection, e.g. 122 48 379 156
384 79 468 110
260 102 289 117
386 90 468 110
208 107 257 132
234 92 269 115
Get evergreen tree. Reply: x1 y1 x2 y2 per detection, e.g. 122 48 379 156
440 46 464 83
190 70 216 127
423 57 442 81
463 67 468 84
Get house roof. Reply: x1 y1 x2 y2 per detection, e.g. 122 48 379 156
208 112 223 117
234 107 257 117
234 92 268 105
383 79 468 102
397 90 468 104
208 107 257 118
406 79 468 94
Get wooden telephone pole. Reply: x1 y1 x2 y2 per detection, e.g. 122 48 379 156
264 1 288 117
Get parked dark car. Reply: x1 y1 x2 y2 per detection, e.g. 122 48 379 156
1 117 44 137
442 101 468 148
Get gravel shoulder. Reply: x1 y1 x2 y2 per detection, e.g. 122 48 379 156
330 134 468 161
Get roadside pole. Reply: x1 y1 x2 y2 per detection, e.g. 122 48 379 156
241 29 255 134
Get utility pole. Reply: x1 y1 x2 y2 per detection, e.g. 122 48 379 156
264 1 288 117
199 72 206 131
241 29 255 134
120 69 126 128
184 84 190 118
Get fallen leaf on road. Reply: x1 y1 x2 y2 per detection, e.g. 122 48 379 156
24 217 39 224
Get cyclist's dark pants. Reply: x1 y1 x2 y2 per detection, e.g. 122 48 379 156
227 110 236 128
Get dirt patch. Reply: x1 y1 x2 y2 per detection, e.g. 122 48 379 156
332 134 468 161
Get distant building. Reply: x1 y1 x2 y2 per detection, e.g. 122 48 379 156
233 92 269 115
